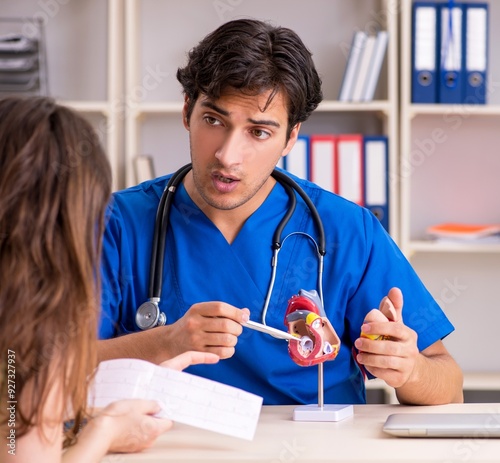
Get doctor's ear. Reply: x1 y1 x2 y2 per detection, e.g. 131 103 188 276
282 123 301 156
182 98 191 130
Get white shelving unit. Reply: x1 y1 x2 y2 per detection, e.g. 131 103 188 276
400 0 500 391
123 0 400 239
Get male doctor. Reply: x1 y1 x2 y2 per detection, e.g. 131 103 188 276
98 18 463 405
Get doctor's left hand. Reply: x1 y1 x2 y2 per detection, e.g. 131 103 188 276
354 287 420 389
161 302 250 360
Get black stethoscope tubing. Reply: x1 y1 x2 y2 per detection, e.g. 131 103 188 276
137 163 326 330
149 163 192 298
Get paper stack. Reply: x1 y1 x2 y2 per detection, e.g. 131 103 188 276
426 223 500 243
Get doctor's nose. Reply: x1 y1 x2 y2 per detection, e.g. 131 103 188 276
215 131 246 166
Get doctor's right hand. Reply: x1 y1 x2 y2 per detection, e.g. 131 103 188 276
162 302 250 359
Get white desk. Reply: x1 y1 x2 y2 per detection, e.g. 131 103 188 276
101 403 500 462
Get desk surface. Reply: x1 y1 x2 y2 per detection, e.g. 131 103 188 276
102 403 500 462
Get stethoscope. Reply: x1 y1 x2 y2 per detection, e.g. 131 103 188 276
135 163 327 331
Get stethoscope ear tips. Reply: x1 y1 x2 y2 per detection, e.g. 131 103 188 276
136 299 166 330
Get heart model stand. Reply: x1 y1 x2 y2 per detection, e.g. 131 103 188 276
293 363 354 422
284 290 354 421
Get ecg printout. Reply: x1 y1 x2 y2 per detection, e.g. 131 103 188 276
88 359 263 440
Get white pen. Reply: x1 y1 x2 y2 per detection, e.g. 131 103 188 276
243 320 299 342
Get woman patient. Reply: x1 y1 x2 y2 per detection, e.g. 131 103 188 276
0 96 217 462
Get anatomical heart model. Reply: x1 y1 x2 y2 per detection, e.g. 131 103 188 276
284 290 340 367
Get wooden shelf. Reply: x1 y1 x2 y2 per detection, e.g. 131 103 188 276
60 100 110 114
409 104 500 118
316 100 392 113
133 102 183 115
366 372 500 404
407 240 500 254
463 372 500 391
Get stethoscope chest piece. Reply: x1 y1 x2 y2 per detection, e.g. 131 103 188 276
135 298 166 330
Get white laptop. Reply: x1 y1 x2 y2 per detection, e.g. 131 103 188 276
383 413 500 438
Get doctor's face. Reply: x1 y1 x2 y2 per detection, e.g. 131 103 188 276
182 89 300 216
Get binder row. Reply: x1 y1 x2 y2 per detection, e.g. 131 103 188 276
280 134 389 232
339 30 389 103
412 1 489 105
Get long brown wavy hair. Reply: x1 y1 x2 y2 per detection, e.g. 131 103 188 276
0 97 111 446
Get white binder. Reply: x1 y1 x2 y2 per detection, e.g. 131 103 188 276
338 31 367 102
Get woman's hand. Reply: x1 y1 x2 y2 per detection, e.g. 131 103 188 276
100 351 219 453
95 399 173 453
63 399 171 461
160 350 220 370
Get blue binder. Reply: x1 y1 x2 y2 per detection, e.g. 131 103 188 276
463 3 488 104
412 2 438 103
363 136 389 232
438 2 465 104
283 135 310 180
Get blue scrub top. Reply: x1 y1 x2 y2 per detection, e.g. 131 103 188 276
100 170 454 405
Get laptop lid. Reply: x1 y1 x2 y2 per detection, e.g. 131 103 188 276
383 413 500 438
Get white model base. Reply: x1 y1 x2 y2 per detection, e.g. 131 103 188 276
293 404 354 422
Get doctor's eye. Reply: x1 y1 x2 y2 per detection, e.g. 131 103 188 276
251 128 271 140
204 116 222 126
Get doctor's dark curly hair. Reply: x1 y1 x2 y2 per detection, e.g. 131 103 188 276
176 18 323 138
